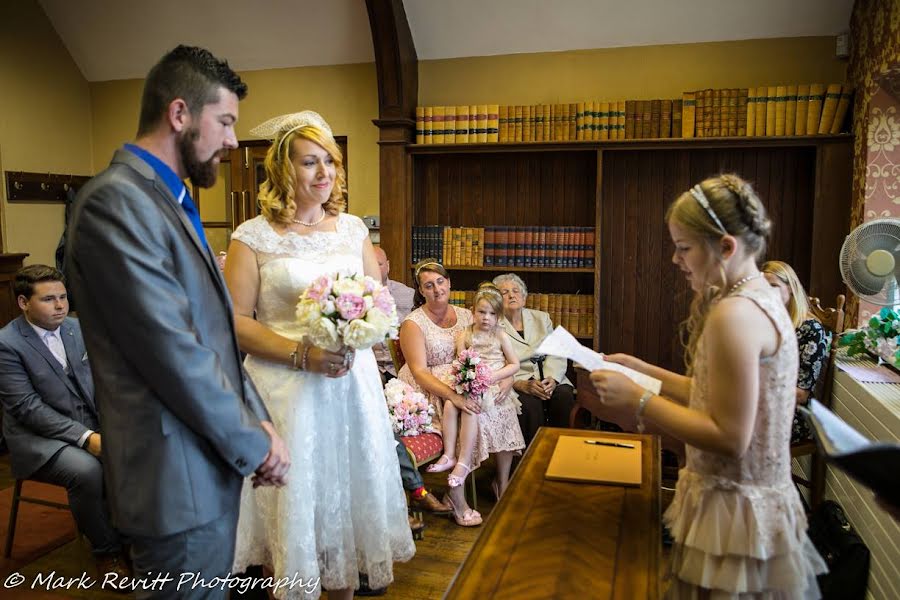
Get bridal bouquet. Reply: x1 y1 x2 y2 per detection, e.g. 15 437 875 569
295 273 399 351
450 349 492 399
383 378 436 436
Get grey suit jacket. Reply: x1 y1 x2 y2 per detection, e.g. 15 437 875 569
65 148 271 537
0 316 97 479
500 308 572 386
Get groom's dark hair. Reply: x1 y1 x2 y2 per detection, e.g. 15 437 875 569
137 45 248 136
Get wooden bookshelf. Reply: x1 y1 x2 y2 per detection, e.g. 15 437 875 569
395 135 852 372
414 265 594 273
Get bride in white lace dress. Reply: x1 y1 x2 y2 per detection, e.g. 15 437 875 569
224 112 414 599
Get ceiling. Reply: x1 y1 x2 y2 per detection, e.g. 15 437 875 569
39 0 855 83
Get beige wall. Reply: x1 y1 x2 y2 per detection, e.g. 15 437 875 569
0 0 93 266
0 27 850 254
419 37 847 105
90 62 382 218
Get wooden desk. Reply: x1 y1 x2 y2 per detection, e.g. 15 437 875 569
444 428 660 599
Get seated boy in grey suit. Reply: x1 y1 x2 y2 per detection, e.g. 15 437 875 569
0 265 128 580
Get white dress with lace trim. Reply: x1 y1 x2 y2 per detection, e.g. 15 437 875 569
230 214 414 599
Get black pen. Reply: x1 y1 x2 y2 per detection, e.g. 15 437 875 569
584 440 635 449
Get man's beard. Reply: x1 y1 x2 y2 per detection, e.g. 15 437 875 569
178 127 220 188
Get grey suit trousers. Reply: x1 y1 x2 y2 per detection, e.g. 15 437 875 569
32 445 120 556
130 507 238 600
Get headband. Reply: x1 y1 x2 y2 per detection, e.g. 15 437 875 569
690 185 727 233
414 261 442 279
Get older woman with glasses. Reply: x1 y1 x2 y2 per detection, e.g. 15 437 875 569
493 273 576 445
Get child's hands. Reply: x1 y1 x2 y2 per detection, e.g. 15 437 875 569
588 370 644 410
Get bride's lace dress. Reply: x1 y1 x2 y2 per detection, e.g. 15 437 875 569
231 214 414 599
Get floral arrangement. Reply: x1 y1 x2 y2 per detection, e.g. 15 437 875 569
295 273 399 351
383 378 436 436
450 349 493 399
838 307 900 368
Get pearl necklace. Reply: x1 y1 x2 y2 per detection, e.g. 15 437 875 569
292 208 326 227
726 273 763 296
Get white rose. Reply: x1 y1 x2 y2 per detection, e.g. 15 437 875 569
308 317 341 352
295 300 320 326
332 277 365 297
322 299 336 315
365 307 392 336
343 318 381 349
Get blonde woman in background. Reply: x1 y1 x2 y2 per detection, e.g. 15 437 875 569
761 260 833 443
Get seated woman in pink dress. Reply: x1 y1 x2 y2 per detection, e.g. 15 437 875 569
398 260 513 526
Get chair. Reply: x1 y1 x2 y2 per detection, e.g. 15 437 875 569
791 294 845 509
387 338 479 514
4 479 75 558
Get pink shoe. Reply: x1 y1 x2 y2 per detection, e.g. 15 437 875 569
426 454 456 473
444 493 482 527
447 462 473 488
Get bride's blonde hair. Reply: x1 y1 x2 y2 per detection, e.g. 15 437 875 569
666 174 771 373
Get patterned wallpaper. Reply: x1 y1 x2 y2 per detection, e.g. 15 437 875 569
847 0 900 326
858 87 900 322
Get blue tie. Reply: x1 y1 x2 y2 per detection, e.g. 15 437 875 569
180 190 209 250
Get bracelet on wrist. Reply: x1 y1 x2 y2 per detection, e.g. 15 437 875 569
635 389 654 433
289 343 301 370
300 344 311 371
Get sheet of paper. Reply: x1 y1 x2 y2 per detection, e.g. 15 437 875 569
807 398 871 455
535 326 662 394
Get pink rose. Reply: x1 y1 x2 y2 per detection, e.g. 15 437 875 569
373 287 395 314
335 293 366 320
306 275 333 301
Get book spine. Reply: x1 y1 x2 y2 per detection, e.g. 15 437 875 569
784 85 798 136
746 87 757 136
424 106 433 144
660 99 672 138
818 83 843 134
415 106 424 144
650 99 661 138
830 85 853 134
444 105 456 144
468 105 477 145
498 105 508 143
456 105 469 144
736 88 748 136
695 91 705 137
514 105 523 142
795 84 810 136
711 89 721 137
806 84 825 135
433 106 445 144
682 93 696 138
487 104 499 143
774 85 787 136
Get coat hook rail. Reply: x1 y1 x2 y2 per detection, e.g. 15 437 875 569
5 171 91 204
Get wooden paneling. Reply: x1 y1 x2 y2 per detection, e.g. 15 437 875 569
600 146 820 372
413 151 596 228
0 254 28 327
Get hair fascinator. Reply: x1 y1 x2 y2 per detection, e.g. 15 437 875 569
250 111 334 154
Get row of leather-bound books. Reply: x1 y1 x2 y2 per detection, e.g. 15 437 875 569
682 83 853 138
414 82 852 145
411 225 596 269
448 291 595 338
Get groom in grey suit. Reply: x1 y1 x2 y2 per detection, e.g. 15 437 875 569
66 45 289 598
0 265 126 579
